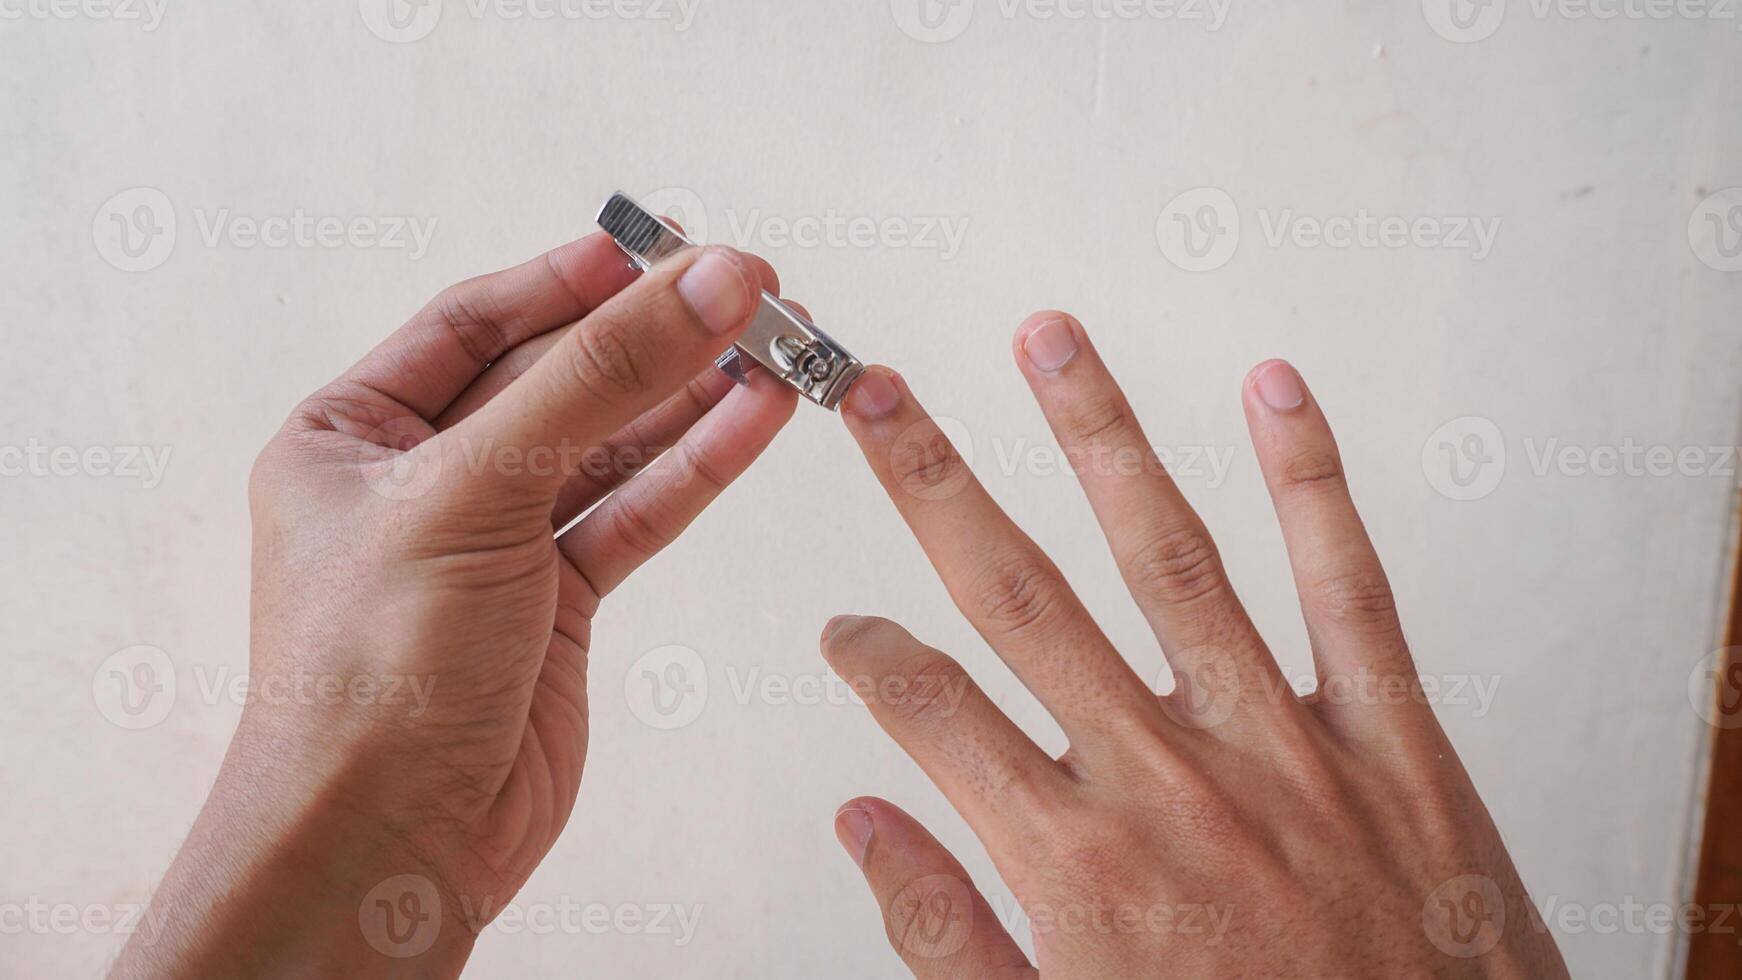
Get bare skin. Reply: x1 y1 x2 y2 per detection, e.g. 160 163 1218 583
108 237 1567 978
110 234 798 978
823 314 1570 978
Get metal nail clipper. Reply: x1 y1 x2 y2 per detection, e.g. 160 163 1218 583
596 191 865 411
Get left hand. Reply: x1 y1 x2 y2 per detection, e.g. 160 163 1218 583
822 312 1567 979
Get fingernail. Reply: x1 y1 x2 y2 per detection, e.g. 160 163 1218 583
678 247 753 335
844 370 901 420
1022 318 1079 373
821 614 857 643
835 806 874 867
1253 360 1305 412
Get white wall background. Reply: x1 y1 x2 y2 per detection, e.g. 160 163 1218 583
3 1 1740 977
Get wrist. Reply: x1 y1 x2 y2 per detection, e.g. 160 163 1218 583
111 717 481 980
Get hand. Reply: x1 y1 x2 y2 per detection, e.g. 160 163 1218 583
822 313 1570 979
112 236 797 978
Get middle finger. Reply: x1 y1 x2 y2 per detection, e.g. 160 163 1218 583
841 367 1159 747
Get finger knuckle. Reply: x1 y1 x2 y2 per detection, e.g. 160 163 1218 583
970 551 1065 637
1311 568 1401 634
604 495 675 559
1125 525 1227 606
1279 448 1346 493
889 430 966 493
1060 395 1132 446
430 280 514 367
675 442 731 493
567 315 651 403
879 650 974 729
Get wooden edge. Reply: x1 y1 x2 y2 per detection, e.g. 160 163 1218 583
1685 497 1742 980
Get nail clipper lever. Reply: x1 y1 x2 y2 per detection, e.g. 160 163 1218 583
596 191 865 411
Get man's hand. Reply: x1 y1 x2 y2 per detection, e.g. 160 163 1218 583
824 312 1570 979
112 235 798 978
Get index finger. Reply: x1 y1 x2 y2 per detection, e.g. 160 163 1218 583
446 245 761 497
